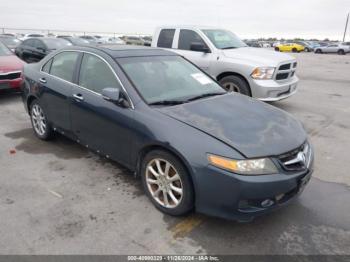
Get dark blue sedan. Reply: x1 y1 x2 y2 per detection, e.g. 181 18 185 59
21 45 313 221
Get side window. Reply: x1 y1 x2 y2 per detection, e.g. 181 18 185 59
50 52 79 82
78 53 120 94
157 29 175 48
42 58 53 73
178 29 207 51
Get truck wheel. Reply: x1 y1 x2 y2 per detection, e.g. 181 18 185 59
274 47 280 51
292 48 297 53
219 75 251 96
337 49 345 55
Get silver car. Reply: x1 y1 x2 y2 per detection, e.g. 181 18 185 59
314 43 350 55
152 26 299 102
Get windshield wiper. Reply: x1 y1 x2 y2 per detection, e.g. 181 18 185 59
186 92 225 102
221 46 238 49
149 100 186 106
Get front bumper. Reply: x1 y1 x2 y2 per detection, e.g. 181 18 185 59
249 75 299 102
193 157 313 222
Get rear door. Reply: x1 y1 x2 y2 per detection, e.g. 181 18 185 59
70 52 133 165
40 51 80 132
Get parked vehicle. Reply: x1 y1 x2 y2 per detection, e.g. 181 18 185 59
275 43 304 52
19 33 45 41
60 36 91 46
152 26 299 101
0 36 22 52
244 40 262 48
314 43 350 55
0 33 16 37
21 45 313 221
15 38 72 63
142 36 152 46
259 41 271 48
99 37 125 45
79 35 101 44
123 36 144 45
291 41 315 52
0 42 24 91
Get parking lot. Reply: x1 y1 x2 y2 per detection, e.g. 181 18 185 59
0 52 350 255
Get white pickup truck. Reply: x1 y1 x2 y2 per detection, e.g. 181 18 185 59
151 26 299 101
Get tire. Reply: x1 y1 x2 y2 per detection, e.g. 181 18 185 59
304 47 310 52
30 100 54 140
141 150 194 216
338 49 345 55
292 48 297 53
274 47 280 51
219 75 251 96
315 49 322 54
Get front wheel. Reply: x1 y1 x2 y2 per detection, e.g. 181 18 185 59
219 75 251 96
315 49 322 54
292 48 297 53
274 47 280 51
304 47 310 52
338 49 345 55
141 150 194 216
30 100 54 140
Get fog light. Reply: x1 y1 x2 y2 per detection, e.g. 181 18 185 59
261 199 274 208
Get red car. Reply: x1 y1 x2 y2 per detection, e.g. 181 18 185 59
0 41 24 91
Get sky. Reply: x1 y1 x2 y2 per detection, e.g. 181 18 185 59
1 0 350 40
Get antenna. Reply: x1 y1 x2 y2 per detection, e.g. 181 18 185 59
343 13 349 42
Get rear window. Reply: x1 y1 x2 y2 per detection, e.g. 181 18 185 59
157 29 175 48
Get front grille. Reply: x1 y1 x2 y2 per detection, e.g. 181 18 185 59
279 63 291 70
276 73 289 80
0 71 21 80
275 61 297 81
278 142 311 172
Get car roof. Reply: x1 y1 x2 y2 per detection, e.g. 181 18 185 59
62 45 178 58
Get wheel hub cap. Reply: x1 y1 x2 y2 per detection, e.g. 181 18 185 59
31 104 46 136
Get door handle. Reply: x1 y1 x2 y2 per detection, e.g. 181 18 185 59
73 94 84 101
39 77 47 84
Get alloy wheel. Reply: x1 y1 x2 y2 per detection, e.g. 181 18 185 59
31 104 47 136
145 158 183 208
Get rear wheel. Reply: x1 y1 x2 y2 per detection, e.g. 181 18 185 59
219 75 251 96
30 100 54 140
274 47 280 51
304 47 310 52
338 49 345 55
315 49 322 54
292 48 297 53
141 150 194 216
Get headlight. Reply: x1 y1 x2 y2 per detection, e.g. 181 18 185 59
207 154 278 175
251 67 275 80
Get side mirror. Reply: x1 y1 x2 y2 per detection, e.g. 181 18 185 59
190 42 210 53
102 87 130 108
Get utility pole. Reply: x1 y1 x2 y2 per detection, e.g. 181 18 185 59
343 13 349 42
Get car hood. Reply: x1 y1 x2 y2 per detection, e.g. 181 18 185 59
157 94 306 158
0 55 24 72
222 47 295 66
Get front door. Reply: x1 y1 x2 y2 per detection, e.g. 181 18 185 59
173 29 212 73
70 53 133 165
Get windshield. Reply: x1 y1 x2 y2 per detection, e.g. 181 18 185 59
0 37 21 47
118 56 226 104
0 42 12 55
44 38 72 49
202 29 247 49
